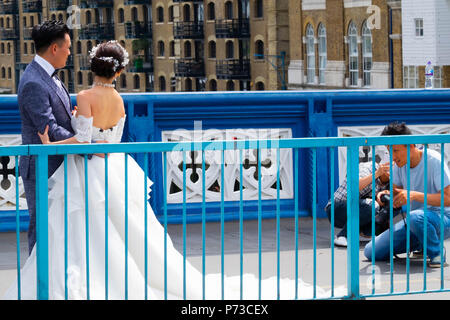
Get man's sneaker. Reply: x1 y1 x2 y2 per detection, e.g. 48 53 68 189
428 248 448 268
410 250 424 259
334 236 347 247
359 233 372 242
334 234 372 248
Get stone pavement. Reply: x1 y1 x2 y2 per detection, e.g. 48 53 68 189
1 217 450 300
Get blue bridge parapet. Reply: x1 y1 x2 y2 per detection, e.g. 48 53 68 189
1 89 450 229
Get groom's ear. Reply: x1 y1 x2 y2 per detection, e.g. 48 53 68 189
48 42 58 56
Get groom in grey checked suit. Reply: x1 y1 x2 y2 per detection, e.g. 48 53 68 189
18 21 74 255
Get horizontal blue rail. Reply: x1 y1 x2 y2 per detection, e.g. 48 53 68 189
2 132 450 300
3 89 450 225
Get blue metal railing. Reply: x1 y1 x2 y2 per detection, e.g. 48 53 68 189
4 89 450 228
2 133 450 300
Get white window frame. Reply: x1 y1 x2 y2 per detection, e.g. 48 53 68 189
348 22 359 87
434 66 443 88
318 23 327 85
306 24 315 84
362 21 372 88
403 65 419 88
415 18 424 37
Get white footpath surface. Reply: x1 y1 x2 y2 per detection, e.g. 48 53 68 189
1 217 450 300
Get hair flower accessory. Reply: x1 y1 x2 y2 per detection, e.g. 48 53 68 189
88 40 130 71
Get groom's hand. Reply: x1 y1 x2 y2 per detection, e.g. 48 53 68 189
93 140 109 159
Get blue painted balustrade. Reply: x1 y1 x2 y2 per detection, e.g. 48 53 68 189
2 89 450 230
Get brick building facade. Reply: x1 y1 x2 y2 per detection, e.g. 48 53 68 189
287 0 449 90
0 0 449 94
0 0 290 94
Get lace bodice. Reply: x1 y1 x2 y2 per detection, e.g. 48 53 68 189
71 114 126 143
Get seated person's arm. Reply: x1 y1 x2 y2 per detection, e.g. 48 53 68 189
399 185 450 208
359 163 389 191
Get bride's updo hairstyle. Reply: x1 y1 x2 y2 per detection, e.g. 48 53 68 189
89 40 129 78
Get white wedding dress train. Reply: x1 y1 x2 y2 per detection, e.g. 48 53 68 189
3 115 344 300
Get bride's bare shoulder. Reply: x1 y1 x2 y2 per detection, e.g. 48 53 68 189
113 90 125 114
76 89 93 101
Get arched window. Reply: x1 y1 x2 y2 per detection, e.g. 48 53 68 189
157 6 164 23
348 21 358 87
255 0 263 18
77 71 83 85
170 77 176 91
58 13 63 22
208 40 216 58
185 78 192 91
226 80 234 91
8 67 11 79
132 7 138 21
1 43 4 54
226 40 234 59
208 2 215 20
87 40 93 53
31 43 34 54
24 42 28 54
86 11 91 24
255 81 265 90
225 1 233 20
118 8 124 23
1 67 6 79
209 79 217 91
183 4 190 21
7 43 10 54
362 21 372 87
159 76 166 91
120 74 127 88
88 72 93 86
170 40 175 57
255 40 264 59
158 41 165 57
168 6 174 22
50 14 56 21
306 24 315 84
134 74 140 89
76 41 81 54
318 23 327 85
184 41 191 58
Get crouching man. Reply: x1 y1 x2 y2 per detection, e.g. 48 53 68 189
364 122 450 268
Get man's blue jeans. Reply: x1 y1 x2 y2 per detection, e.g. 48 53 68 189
325 199 376 238
364 207 450 261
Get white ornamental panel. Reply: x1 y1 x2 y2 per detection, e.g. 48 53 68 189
337 124 450 184
162 128 294 203
0 135 28 211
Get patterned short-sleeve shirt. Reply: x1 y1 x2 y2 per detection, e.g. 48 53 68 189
326 161 387 209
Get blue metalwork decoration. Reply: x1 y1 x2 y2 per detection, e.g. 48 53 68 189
3 131 450 300
2 90 450 231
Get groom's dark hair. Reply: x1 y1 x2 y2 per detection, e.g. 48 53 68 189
32 20 70 54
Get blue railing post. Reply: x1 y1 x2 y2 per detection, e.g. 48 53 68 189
346 145 360 299
35 153 49 300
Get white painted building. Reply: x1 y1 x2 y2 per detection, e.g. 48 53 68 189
402 0 450 88
288 0 392 90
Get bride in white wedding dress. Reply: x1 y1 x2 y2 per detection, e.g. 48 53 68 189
3 41 343 300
